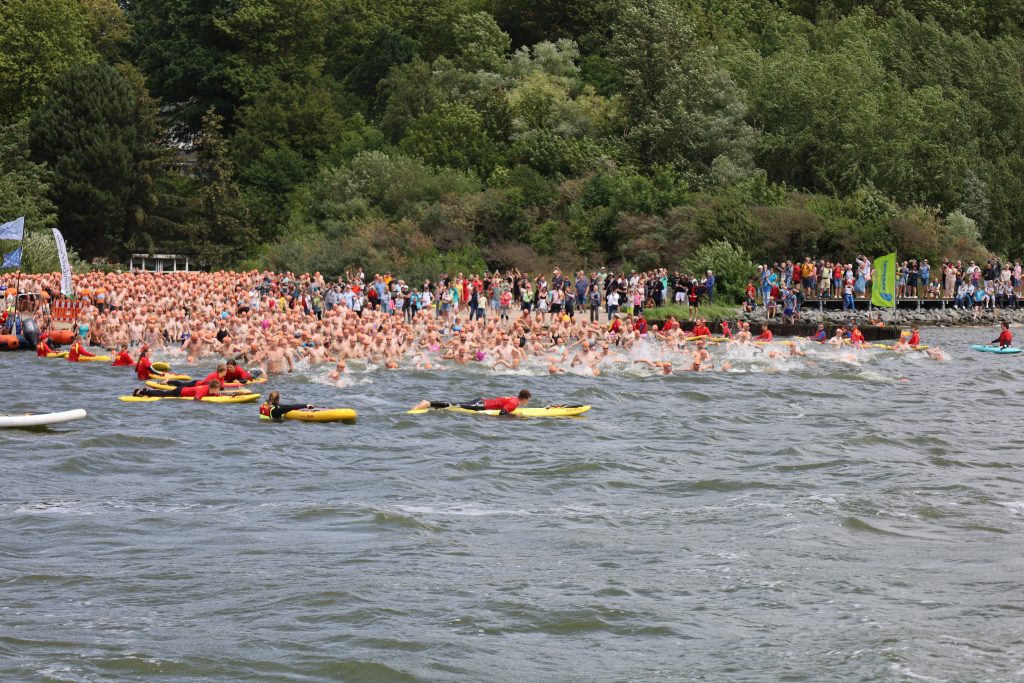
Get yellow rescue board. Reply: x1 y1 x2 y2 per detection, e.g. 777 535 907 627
259 408 357 424
407 404 591 417
118 393 260 403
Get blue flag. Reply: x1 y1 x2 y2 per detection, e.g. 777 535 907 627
0 216 25 241
2 246 22 268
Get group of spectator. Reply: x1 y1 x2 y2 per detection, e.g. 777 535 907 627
749 256 1024 318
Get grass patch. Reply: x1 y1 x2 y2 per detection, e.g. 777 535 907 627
644 302 742 322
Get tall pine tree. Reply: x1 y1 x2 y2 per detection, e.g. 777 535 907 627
29 61 155 259
193 107 256 265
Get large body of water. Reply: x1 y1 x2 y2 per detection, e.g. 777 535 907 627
3 327 1023 682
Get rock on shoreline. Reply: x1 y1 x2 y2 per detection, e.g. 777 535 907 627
738 306 1023 327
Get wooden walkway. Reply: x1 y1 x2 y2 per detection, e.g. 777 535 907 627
800 297 959 313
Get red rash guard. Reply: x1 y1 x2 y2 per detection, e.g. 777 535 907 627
198 371 223 385
997 330 1013 347
67 342 94 362
692 324 710 337
850 329 865 344
483 397 519 413
135 356 153 381
908 331 920 346
112 350 134 366
181 385 211 400
223 367 252 383
36 341 54 357
755 329 773 342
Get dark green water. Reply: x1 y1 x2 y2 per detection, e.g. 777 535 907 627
3 328 1022 681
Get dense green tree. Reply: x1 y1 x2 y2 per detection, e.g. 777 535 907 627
493 0 622 50
0 120 57 232
0 0 92 123
6 0 1021 270
216 0 331 96
127 0 239 135
400 102 501 176
452 12 511 73
80 0 133 61
192 108 257 264
345 28 419 101
29 61 156 258
612 0 756 175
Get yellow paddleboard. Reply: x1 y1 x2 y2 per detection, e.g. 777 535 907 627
46 352 69 359
119 393 260 403
152 361 172 372
68 355 111 362
259 408 357 424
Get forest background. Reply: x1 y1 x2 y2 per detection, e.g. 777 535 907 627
2 0 1022 300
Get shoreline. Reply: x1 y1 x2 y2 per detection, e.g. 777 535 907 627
648 304 1024 329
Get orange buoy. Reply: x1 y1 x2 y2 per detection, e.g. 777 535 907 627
0 335 19 351
48 329 74 345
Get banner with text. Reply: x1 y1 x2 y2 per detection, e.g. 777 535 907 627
52 228 73 296
871 252 897 308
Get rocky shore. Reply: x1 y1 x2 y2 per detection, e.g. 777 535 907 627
738 306 1024 328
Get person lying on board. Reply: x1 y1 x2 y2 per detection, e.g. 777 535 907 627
163 364 227 388
132 379 225 400
412 389 531 415
260 391 314 419
224 358 261 383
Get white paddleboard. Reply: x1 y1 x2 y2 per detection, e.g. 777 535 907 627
0 409 87 428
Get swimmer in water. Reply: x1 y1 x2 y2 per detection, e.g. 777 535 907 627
633 359 673 375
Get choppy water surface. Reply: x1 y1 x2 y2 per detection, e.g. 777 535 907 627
3 327 1023 682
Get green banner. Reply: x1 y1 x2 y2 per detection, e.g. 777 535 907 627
871 252 897 308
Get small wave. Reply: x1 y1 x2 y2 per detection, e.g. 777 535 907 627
14 500 93 515
995 501 1024 513
372 510 444 532
842 516 912 537
310 660 424 682
522 461 607 476
447 456 491 471
686 479 780 493
773 458 849 472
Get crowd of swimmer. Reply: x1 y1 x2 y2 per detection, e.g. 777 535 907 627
752 256 1024 320
6 266 945 379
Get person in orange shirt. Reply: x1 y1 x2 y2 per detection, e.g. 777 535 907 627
94 286 108 312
